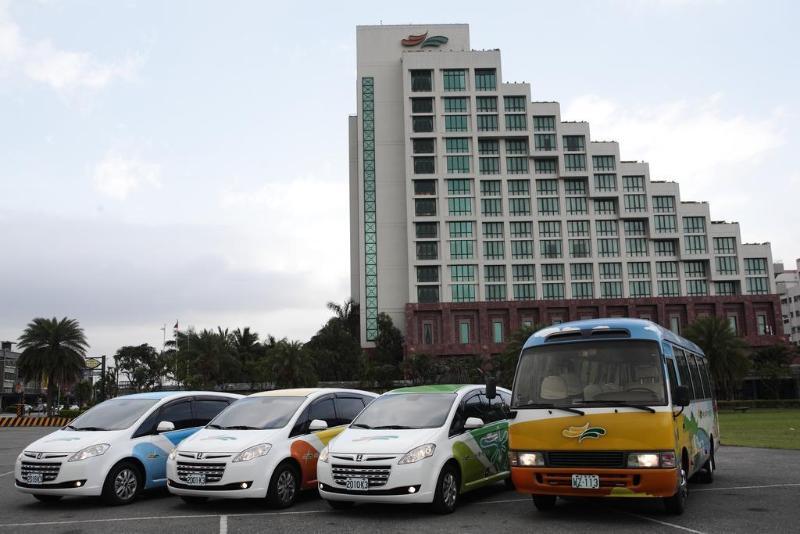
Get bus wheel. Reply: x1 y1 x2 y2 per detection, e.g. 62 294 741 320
663 467 688 515
532 495 557 511
695 449 714 484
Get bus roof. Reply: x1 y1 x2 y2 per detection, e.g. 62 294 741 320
522 318 703 356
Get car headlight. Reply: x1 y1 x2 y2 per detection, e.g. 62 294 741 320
398 443 435 465
627 452 661 468
168 448 177 461
232 443 272 463
509 451 544 467
68 443 110 462
319 446 330 464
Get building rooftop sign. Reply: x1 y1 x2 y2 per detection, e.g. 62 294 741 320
401 32 448 48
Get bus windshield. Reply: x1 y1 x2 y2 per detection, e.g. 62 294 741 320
512 340 667 408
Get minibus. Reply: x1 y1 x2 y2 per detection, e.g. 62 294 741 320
509 318 718 514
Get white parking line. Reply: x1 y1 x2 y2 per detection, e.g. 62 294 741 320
474 497 529 504
219 515 228 534
620 512 706 534
0 471 14 478
692 483 800 492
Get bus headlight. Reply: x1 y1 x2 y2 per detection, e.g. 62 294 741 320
509 451 544 467
627 452 660 468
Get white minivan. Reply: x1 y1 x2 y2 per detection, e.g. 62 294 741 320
15 391 241 505
317 384 512 513
166 388 377 508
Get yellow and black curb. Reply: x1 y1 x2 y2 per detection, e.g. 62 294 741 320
0 417 72 427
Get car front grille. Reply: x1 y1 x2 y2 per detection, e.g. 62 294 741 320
21 461 61 482
331 464 391 488
176 462 226 483
546 451 626 469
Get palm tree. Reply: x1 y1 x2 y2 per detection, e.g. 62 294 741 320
327 299 360 340
492 324 541 388
684 315 749 400
266 339 317 388
17 317 88 414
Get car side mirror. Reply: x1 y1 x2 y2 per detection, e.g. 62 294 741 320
464 417 484 430
156 420 175 433
485 376 497 400
673 386 690 407
309 419 328 432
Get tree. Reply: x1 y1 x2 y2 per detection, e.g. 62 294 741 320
264 339 317 388
114 344 165 392
373 313 404 383
492 324 541 388
73 380 93 406
17 317 89 414
750 344 793 399
306 319 363 381
403 354 438 385
327 299 360 340
94 368 117 400
684 316 749 400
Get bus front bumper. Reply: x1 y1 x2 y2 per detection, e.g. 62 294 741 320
512 466 679 498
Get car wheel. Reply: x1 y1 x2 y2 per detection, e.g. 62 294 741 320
504 475 516 490
326 500 355 510
430 463 459 514
181 496 209 504
102 461 142 506
33 494 62 503
663 467 688 515
532 495 557 511
267 462 300 509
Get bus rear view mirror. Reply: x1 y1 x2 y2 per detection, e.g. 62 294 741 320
485 376 497 400
673 385 690 407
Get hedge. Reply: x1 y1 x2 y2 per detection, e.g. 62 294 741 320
717 399 800 410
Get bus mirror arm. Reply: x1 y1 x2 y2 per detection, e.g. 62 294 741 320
671 385 691 417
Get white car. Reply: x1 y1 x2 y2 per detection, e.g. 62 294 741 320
166 388 378 508
317 384 512 513
15 391 241 505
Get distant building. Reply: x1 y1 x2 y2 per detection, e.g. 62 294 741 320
349 24 783 360
1 341 45 408
775 259 800 346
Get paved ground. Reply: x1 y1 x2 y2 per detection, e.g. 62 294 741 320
1 427 798 533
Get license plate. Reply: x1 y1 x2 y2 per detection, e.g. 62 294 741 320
27 473 43 485
571 474 599 489
345 477 369 491
186 473 206 486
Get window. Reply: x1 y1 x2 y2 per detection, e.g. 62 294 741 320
412 116 434 133
447 197 473 216
564 178 587 195
756 313 769 335
594 173 616 192
448 221 474 237
596 220 618 236
670 317 681 336
536 179 558 195
569 239 591 258
543 283 565 300
481 198 502 216
511 221 532 237
744 258 768 275
450 239 475 259
654 240 677 256
506 157 529 174
445 137 469 153
537 198 560 215
599 262 622 279
624 220 646 236
534 158 557 174
511 240 534 259
482 222 504 238
442 69 466 91
652 196 675 213
417 266 439 282
477 114 498 131
411 98 433 113
451 284 476 302
592 155 615 171
685 235 707 254
335 397 369 426
485 265 506 282
474 68 496 90
564 154 586 171
411 70 432 92
716 281 737 296
504 96 526 112
629 280 651 297
459 321 471 344
626 238 648 256
542 264 564 280
563 135 585 152
597 238 620 257
567 220 590 237
509 197 531 216
658 280 680 297
538 221 561 237
655 215 677 233
492 320 504 343
533 115 555 131
159 401 193 430
506 139 528 155
566 197 588 215
624 194 647 212
443 97 468 113
413 179 436 196
486 284 506 301
416 242 438 260
628 262 650 279
505 114 527 131
415 198 436 216
571 263 593 280
656 261 678 278
514 283 536 300
622 175 645 192
447 180 473 197
512 264 535 281
572 282 593 299
417 286 439 303
478 158 499 174
193 399 230 426
483 240 505 260
415 222 437 238
687 280 708 296
683 217 706 234
414 157 435 174
747 277 769 294
445 115 469 132
478 139 499 154
594 199 617 215
476 96 497 112
714 237 736 255
507 179 530 196
716 256 738 275
601 281 623 298
540 239 562 258
480 179 501 196
684 261 706 278
534 134 556 151
413 138 435 154
447 156 470 173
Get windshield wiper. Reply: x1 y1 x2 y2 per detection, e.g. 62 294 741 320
350 423 372 429
221 425 261 430
206 424 223 429
72 426 108 431
372 425 414 430
513 403 585 416
581 401 656 413
64 424 77 430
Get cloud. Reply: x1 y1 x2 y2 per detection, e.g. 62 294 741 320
92 153 161 199
0 2 140 92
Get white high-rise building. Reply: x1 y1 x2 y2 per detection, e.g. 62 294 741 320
349 24 781 356
775 259 800 346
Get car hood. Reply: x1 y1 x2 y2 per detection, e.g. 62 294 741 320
329 427 441 455
177 428 284 453
25 428 126 454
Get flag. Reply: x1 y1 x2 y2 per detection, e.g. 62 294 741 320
173 320 179 331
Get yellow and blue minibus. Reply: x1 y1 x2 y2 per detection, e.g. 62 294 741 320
508 318 718 514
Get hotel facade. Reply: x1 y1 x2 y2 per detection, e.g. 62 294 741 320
349 24 783 358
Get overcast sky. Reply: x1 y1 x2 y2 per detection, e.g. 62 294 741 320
1 0 798 358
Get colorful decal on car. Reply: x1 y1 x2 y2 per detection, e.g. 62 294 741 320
200 435 237 441
562 422 607 443
46 437 81 442
452 421 509 490
352 435 400 442
291 426 346 489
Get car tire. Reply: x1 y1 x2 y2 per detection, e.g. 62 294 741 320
663 467 688 515
101 461 142 506
504 475 516 490
33 494 62 503
532 495 557 511
266 462 300 509
326 500 355 510
430 463 459 514
181 496 209 505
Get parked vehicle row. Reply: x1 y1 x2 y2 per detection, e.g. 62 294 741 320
14 318 719 516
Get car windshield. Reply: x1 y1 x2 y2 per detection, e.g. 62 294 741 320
512 340 667 408
351 393 456 429
208 396 306 430
68 398 159 431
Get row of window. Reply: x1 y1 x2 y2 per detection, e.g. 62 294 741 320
416 219 658 239
411 95 527 114
411 68 499 93
414 177 650 196
414 196 657 217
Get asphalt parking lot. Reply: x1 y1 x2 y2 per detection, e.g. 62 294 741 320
1 428 798 534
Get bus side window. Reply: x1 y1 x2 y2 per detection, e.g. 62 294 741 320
666 359 679 399
699 359 714 399
674 348 697 400
688 353 707 399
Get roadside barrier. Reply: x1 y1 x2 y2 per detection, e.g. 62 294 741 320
0 416 71 427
